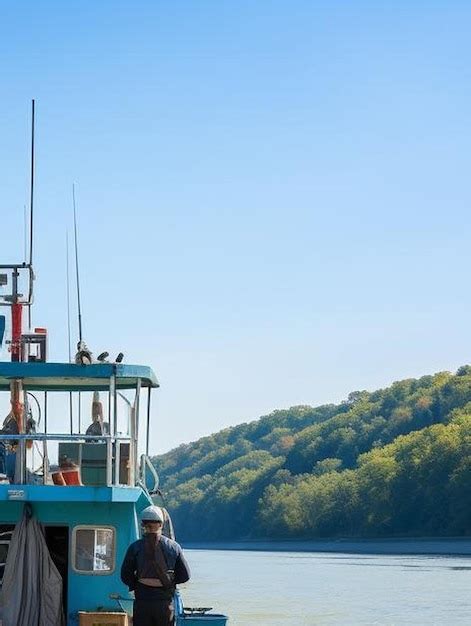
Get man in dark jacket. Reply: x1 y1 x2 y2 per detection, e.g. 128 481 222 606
121 505 190 626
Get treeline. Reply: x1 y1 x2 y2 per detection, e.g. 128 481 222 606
152 367 471 540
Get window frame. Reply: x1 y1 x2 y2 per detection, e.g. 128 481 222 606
71 525 116 575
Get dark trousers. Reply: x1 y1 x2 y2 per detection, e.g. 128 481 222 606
133 599 174 626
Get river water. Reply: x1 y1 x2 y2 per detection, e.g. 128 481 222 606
180 548 471 625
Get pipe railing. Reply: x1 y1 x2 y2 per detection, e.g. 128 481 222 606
1 375 148 489
0 433 134 487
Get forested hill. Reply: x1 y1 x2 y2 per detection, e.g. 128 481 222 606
151 367 471 541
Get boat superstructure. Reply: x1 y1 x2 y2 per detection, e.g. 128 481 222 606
0 360 161 623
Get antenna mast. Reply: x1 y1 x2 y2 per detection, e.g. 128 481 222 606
72 184 83 343
66 231 72 361
27 99 35 328
66 231 74 433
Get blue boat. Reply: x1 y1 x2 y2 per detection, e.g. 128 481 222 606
0 273 228 625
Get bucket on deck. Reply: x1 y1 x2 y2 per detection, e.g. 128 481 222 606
61 467 83 485
51 471 66 485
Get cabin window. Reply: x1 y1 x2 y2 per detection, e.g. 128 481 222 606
72 526 115 574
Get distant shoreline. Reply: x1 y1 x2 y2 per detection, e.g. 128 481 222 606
183 538 471 556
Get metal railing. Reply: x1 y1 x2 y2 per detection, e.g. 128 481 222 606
0 375 155 490
0 433 133 487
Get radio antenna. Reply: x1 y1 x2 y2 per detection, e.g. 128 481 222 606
66 231 73 433
72 185 84 434
27 99 35 328
29 99 35 268
66 231 72 362
72 183 83 343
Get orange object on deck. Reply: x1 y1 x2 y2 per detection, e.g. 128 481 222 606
62 468 83 486
11 303 23 362
10 379 24 433
52 471 66 486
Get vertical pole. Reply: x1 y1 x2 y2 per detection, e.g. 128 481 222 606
134 378 141 486
11 266 22 362
72 184 83 343
28 99 35 329
43 392 49 484
110 374 120 486
106 437 112 486
12 380 26 485
114 441 121 485
29 100 35 271
17 440 25 484
44 391 48 433
108 386 112 435
11 304 23 362
43 439 48 485
113 376 120 484
146 387 151 457
69 393 73 435
112 375 118 439
129 380 141 487
129 404 135 486
66 231 73 433
10 380 24 483
106 378 114 487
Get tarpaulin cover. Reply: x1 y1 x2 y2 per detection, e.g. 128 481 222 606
0 504 65 626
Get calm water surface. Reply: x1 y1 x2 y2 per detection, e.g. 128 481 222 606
180 549 471 625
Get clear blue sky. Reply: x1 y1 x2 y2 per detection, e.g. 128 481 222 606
1 2 471 452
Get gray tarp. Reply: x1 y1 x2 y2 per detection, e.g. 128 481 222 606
0 505 65 626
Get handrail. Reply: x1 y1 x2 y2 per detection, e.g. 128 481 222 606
0 433 137 487
140 453 159 494
0 434 131 441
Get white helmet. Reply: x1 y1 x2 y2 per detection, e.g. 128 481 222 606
140 505 164 524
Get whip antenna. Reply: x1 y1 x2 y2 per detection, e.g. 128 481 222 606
27 99 35 327
72 185 83 435
66 231 72 362
66 231 73 433
72 184 83 343
24 205 28 263
29 99 35 268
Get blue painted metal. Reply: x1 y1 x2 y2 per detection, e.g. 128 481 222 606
0 361 159 391
0 485 145 503
0 483 152 625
